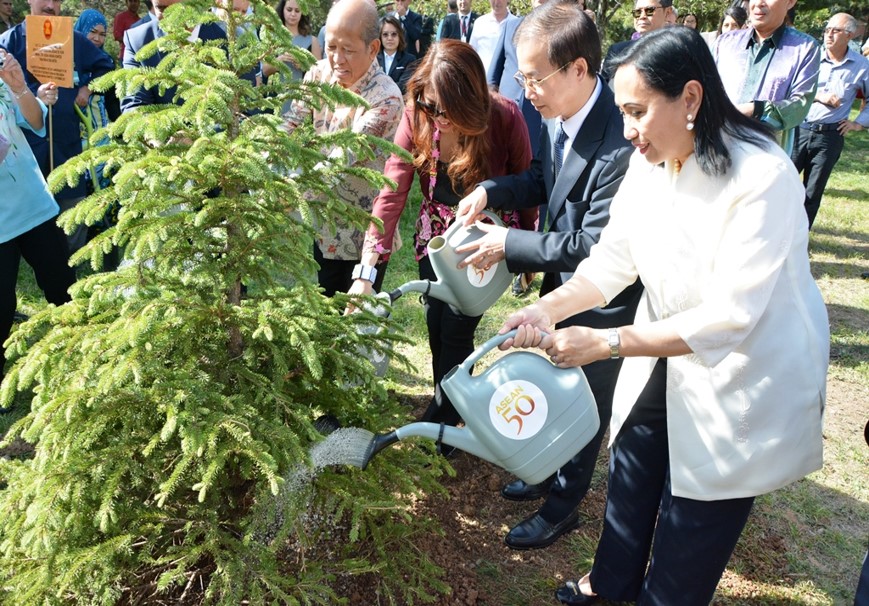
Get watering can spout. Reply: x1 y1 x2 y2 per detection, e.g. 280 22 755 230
361 423 501 469
387 280 462 311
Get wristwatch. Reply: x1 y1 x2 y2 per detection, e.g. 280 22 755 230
607 328 621 359
351 263 378 284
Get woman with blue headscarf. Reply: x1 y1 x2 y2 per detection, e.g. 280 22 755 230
75 9 109 51
73 8 117 252
72 9 112 191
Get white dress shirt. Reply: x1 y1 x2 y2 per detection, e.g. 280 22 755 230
383 50 395 76
469 11 518 74
556 77 603 161
577 135 828 501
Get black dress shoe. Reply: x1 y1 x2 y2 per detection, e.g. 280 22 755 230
501 479 550 501
555 579 600 605
505 511 580 550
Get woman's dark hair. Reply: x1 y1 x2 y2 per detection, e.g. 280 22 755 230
718 6 747 34
611 27 773 177
406 40 492 194
380 14 406 53
276 0 311 36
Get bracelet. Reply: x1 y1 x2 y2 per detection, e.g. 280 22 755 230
12 87 30 100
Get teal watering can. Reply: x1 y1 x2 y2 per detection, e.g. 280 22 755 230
385 210 513 317
356 330 600 484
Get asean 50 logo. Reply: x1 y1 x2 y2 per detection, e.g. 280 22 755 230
488 380 548 440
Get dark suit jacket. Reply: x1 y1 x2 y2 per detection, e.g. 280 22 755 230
391 9 423 54
121 20 228 112
480 80 641 328
439 11 478 42
377 50 417 95
601 39 636 83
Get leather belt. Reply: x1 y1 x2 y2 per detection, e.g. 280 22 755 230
800 122 841 133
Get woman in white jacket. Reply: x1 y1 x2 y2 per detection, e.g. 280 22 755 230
479 27 829 606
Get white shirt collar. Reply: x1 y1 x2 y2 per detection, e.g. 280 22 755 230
556 77 603 156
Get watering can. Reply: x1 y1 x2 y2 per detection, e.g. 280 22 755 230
385 210 513 317
352 330 600 484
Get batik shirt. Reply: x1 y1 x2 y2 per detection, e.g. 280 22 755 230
286 58 403 261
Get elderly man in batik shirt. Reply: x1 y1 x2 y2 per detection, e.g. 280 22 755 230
285 0 403 297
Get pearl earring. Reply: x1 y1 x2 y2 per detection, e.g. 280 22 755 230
686 114 695 131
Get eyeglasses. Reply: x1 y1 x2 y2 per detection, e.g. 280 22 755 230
382 32 399 37
513 62 572 91
416 96 447 119
823 27 847 35
632 5 662 18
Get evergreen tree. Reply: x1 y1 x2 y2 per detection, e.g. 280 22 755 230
0 1 448 602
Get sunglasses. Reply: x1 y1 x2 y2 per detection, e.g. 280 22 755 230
632 5 662 18
416 96 447 119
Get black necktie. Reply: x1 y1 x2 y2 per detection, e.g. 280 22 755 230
553 122 568 180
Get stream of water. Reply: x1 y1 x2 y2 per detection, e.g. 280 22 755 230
250 427 377 544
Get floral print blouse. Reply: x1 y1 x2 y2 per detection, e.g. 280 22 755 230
364 95 537 261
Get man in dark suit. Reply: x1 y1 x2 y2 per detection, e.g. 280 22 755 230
439 0 477 43
455 2 641 555
390 0 423 55
123 0 264 114
121 0 230 111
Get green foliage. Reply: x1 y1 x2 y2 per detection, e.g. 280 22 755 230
0 0 449 603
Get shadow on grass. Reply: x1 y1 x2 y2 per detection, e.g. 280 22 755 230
810 220 869 257
733 475 868 605
824 188 869 201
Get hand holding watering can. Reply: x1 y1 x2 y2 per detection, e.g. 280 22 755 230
452 186 509 273
498 301 617 369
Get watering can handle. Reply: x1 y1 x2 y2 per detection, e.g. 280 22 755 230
478 209 504 227
460 329 549 370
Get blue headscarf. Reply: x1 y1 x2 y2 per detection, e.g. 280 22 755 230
74 9 108 37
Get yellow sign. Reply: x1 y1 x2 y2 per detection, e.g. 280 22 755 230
25 15 74 88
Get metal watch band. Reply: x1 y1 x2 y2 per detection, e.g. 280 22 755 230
352 264 377 283
608 327 620 359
